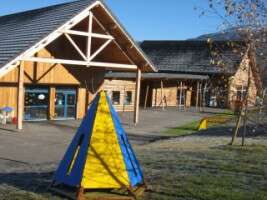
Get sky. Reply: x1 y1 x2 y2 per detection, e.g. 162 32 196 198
0 0 223 41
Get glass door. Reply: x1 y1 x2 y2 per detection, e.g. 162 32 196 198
24 87 49 121
55 88 76 119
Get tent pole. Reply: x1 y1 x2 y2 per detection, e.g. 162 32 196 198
17 61 24 130
134 68 141 125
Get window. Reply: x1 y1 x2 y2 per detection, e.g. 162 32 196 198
124 91 133 105
112 91 120 105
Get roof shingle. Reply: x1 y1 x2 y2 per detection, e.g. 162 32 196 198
140 40 242 75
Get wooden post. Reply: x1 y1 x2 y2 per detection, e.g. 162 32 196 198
86 12 93 61
179 81 183 110
122 85 126 113
199 82 203 112
49 87 56 120
203 81 208 111
144 85 150 109
160 80 165 110
17 61 24 130
77 187 84 200
134 68 141 125
195 81 199 112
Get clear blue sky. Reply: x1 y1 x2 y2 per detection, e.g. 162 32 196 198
0 0 222 40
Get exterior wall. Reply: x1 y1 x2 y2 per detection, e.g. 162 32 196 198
228 55 258 110
151 82 178 107
0 48 106 120
150 80 195 108
0 86 18 117
102 79 136 111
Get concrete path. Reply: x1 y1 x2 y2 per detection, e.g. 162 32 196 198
0 108 225 171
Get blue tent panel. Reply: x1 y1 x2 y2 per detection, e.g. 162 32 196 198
53 94 100 187
106 95 144 187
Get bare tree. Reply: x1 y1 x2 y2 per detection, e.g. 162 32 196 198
200 0 267 145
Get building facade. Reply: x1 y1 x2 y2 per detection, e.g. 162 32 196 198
0 0 156 128
103 40 262 111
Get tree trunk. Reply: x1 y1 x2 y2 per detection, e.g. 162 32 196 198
231 44 253 146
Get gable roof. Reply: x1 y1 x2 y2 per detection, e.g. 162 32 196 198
140 40 242 75
0 0 97 69
0 0 156 76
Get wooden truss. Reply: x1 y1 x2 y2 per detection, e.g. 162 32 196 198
14 2 144 130
22 11 137 70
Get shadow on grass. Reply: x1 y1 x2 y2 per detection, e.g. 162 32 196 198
0 171 53 194
165 124 267 138
195 123 267 138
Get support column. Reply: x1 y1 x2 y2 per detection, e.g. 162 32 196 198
179 81 183 110
17 61 24 130
49 87 56 120
160 80 165 110
196 81 199 112
144 85 150 109
134 68 141 125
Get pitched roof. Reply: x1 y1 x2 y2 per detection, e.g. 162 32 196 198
0 0 157 74
0 0 97 69
140 40 242 75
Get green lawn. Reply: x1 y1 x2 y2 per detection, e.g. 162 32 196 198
139 142 267 200
1 140 267 200
164 114 235 136
164 120 200 136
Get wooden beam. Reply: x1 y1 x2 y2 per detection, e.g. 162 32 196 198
134 68 141 125
92 14 136 65
179 81 183 110
22 57 137 70
99 3 155 71
203 81 207 110
49 87 56 120
160 80 165 110
89 39 112 61
89 61 137 69
0 1 100 79
77 187 84 200
144 85 150 109
196 81 199 112
64 33 87 60
22 57 89 66
17 62 24 130
87 12 93 62
61 29 114 40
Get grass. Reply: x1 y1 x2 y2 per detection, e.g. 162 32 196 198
1 140 267 200
0 112 266 200
164 120 200 136
139 141 267 200
165 114 235 136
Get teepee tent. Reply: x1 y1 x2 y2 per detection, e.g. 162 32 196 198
52 91 144 196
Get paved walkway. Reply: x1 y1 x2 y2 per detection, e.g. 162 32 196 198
0 108 226 170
